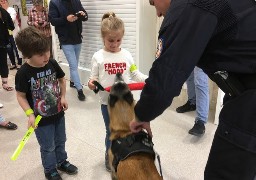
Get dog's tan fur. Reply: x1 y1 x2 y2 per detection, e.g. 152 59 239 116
108 78 162 180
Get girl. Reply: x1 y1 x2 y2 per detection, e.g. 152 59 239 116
88 12 147 171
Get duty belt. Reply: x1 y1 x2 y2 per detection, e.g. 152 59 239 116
209 71 256 97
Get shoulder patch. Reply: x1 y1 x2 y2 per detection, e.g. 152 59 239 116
155 38 164 60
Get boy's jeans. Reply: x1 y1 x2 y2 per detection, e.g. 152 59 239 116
61 44 83 90
186 66 209 123
35 116 67 173
101 104 111 153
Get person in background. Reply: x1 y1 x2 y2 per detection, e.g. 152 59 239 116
176 66 209 137
49 0 88 101
0 6 14 91
130 0 256 179
27 0 52 58
0 102 17 130
0 0 22 70
15 27 77 180
88 12 148 171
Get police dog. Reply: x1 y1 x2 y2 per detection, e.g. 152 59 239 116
107 73 162 180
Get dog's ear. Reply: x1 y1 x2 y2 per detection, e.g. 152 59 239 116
109 94 118 107
123 91 134 105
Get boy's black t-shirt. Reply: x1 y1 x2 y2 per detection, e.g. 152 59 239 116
15 59 65 126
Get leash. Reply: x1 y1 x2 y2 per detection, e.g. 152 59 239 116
92 80 145 93
155 151 163 178
92 81 105 93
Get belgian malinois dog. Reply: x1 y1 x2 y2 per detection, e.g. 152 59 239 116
107 73 162 180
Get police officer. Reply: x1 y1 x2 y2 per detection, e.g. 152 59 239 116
130 0 256 179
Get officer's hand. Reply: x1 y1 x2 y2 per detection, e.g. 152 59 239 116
130 119 152 137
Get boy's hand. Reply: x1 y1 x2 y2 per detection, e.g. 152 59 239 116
27 114 36 129
88 80 96 90
61 97 68 111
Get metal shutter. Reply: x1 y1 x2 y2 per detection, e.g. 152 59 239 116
55 0 137 72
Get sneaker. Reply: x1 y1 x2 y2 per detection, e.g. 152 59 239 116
105 153 111 172
176 100 196 113
70 81 75 88
77 90 86 101
188 120 205 137
45 169 62 180
57 160 78 175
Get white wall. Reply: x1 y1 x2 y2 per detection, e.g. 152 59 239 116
136 0 157 74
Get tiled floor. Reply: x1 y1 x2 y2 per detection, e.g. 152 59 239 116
0 70 217 180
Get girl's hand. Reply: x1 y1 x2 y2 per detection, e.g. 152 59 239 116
88 80 96 90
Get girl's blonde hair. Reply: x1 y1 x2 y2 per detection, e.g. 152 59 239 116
101 12 124 38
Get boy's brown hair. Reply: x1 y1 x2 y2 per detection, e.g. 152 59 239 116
15 26 50 58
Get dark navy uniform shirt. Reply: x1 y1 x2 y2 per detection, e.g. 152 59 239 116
135 0 256 122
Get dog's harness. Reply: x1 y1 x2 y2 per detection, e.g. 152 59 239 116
111 131 163 177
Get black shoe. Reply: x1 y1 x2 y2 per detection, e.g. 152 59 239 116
10 65 17 70
77 90 86 101
57 160 78 175
188 121 205 137
70 81 76 88
45 169 62 180
105 153 111 172
176 100 196 113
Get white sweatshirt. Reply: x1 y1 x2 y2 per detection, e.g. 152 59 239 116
89 48 148 105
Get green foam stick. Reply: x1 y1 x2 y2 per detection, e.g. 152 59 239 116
11 115 42 161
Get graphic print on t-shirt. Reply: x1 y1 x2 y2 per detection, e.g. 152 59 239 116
30 69 62 117
104 62 127 75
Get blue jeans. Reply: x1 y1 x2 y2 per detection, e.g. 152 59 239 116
186 67 209 123
61 44 83 90
35 116 67 173
101 105 111 153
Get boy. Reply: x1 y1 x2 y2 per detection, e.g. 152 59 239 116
15 27 77 180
